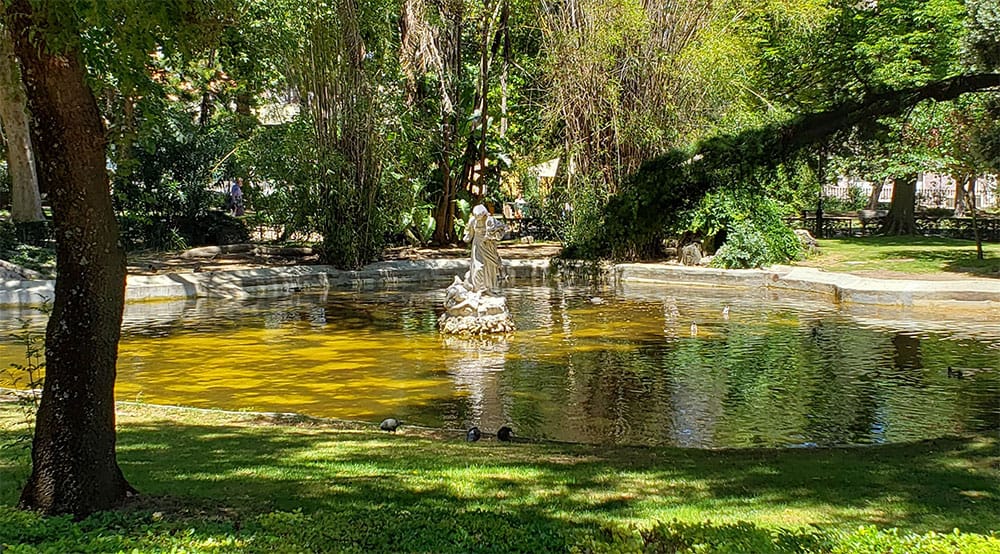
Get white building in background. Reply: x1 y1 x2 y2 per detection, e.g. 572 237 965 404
827 174 999 210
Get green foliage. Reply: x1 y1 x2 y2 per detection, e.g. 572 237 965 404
549 174 605 256
758 0 966 112
822 185 869 212
452 197 472 241
264 0 405 268
239 117 318 241
402 208 437 246
575 521 1000 554
975 98 1000 171
688 190 804 268
253 508 574 553
0 163 9 207
0 220 55 276
641 520 829 553
0 218 15 253
829 526 1000 554
2 398 999 551
712 219 803 269
112 105 250 250
965 0 1000 70
2 508 998 553
397 181 437 246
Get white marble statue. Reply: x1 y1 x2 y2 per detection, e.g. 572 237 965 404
463 204 507 294
444 276 483 317
439 205 515 335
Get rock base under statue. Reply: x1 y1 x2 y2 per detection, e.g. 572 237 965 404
438 292 516 336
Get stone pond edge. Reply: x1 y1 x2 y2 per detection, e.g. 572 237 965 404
1 257 997 308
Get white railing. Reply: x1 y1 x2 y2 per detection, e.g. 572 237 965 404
826 173 998 209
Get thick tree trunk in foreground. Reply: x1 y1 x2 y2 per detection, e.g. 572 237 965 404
881 173 917 235
0 23 42 222
6 0 134 516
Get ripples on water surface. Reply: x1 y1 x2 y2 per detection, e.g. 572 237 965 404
2 282 997 448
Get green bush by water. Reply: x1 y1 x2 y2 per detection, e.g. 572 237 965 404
712 219 803 269
687 191 804 269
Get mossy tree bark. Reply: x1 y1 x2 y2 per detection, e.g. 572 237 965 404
6 0 135 516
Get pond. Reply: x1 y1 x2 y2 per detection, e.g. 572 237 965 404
2 281 998 448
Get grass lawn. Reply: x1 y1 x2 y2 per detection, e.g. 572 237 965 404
795 236 1000 276
2 402 998 552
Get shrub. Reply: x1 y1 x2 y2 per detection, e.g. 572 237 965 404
112 105 245 250
2 508 999 553
574 521 1000 554
0 218 17 252
830 526 1000 554
711 219 803 269
687 190 803 269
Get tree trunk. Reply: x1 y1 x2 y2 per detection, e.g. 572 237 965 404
952 174 966 216
499 0 509 138
461 0 504 201
880 173 917 235
6 0 135 517
198 49 217 127
431 3 463 245
0 23 42 222
810 146 828 238
963 175 984 260
866 177 886 210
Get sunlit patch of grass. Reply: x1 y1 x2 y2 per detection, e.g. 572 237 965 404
798 236 1000 276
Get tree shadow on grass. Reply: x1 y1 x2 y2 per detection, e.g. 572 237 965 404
845 236 978 248
887 248 1000 277
940 256 1000 277
117 422 999 530
1 420 997 552
824 237 1000 277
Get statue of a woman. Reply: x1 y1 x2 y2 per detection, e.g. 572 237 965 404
463 204 506 294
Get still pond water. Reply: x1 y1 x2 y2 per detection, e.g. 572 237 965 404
5 282 999 448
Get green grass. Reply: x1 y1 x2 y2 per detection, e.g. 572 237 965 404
795 236 1000 276
1 403 998 553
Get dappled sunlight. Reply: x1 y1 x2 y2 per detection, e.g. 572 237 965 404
2 401 998 551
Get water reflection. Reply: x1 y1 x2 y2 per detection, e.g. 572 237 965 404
1 282 997 448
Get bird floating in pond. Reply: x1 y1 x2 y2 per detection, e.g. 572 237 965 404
722 305 730 320
690 322 698 336
466 427 482 442
497 426 513 442
590 297 604 305
947 366 963 379
379 418 400 432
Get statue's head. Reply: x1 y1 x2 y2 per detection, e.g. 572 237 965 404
472 204 489 218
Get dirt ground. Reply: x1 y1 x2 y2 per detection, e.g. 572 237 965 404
125 242 564 276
